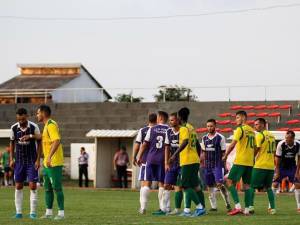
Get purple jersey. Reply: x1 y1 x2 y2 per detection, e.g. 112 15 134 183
136 126 150 163
202 132 226 169
276 140 300 169
145 124 169 165
165 128 180 168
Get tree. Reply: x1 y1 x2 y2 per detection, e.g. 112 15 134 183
115 92 143 103
154 85 197 102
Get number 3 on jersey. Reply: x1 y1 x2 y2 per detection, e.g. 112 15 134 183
156 136 164 149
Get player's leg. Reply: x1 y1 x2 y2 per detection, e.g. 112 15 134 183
13 163 25 219
215 167 231 211
226 165 244 215
139 163 152 214
41 167 54 219
204 168 217 211
241 166 253 215
263 169 276 214
249 168 265 214
153 164 167 215
294 181 300 213
168 168 183 215
49 166 65 220
79 165 83 187
26 164 39 219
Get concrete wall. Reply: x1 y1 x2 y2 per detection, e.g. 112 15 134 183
52 68 109 103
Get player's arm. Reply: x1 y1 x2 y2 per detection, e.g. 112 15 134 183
223 127 242 161
164 132 171 171
46 124 61 167
196 139 201 157
254 133 262 157
132 129 142 166
9 140 15 168
295 144 300 180
137 128 151 164
20 124 42 141
169 128 189 163
274 142 283 179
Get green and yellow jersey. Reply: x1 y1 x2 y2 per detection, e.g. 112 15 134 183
254 130 276 170
232 124 255 167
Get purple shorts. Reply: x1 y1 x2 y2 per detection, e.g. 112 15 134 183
204 167 224 186
274 168 299 183
164 166 180 186
138 164 146 181
14 163 38 183
145 163 165 183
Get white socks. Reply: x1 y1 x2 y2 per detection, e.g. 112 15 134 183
58 210 65 217
235 203 242 210
163 190 171 212
15 189 23 214
158 187 164 211
140 186 150 210
295 189 300 209
208 187 217 209
30 190 38 214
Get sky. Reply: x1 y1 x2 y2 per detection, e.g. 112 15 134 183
1 0 300 101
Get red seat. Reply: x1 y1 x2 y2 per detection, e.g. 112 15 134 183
246 120 255 125
254 105 266 110
268 112 281 117
220 128 233 133
196 128 208 133
241 105 254 110
266 105 279 109
217 120 231 125
230 105 242 110
256 112 268 117
247 112 256 117
277 127 290 131
291 128 300 131
279 104 292 110
297 113 300 117
218 112 232 118
286 119 300 125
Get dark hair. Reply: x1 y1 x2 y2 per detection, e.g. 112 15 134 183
255 118 266 126
286 130 295 138
207 118 216 125
170 112 178 118
81 147 85 151
148 113 157 123
16 108 27 116
120 145 126 151
158 111 169 122
38 104 51 116
178 107 190 122
236 110 247 118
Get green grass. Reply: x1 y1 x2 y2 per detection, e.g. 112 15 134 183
0 187 299 225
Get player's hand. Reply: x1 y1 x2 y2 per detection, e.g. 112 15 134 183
9 160 15 169
20 135 30 141
46 157 52 167
168 156 175 164
132 158 138 167
137 158 143 166
165 163 170 172
273 171 280 181
35 160 40 170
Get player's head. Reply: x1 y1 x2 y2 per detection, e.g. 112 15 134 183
16 108 28 127
206 119 216 134
80 147 85 154
285 130 295 146
178 107 190 124
37 104 51 122
157 111 169 124
148 113 157 126
254 118 266 132
235 111 247 125
169 112 179 128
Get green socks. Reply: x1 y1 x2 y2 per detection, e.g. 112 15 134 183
45 190 54 209
244 189 252 208
249 188 255 207
228 185 240 204
184 188 200 208
196 190 206 208
55 189 65 210
175 191 183 209
267 188 275 209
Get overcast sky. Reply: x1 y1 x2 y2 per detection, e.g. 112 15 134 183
1 0 300 101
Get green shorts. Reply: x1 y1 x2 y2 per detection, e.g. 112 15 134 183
43 166 63 191
251 168 274 189
228 164 253 185
177 163 200 188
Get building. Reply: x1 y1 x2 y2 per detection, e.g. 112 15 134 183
0 63 111 103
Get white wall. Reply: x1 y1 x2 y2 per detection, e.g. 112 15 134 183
70 143 96 181
52 67 109 103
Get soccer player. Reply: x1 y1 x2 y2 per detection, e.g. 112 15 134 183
137 111 169 215
2 147 12 186
223 111 255 216
164 112 183 215
169 107 206 217
9 108 41 219
249 118 276 215
36 104 65 220
272 130 300 213
132 113 157 214
201 119 231 212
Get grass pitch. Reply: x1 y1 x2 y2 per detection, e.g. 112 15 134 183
0 187 299 225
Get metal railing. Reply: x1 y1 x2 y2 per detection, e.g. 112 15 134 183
0 85 300 103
